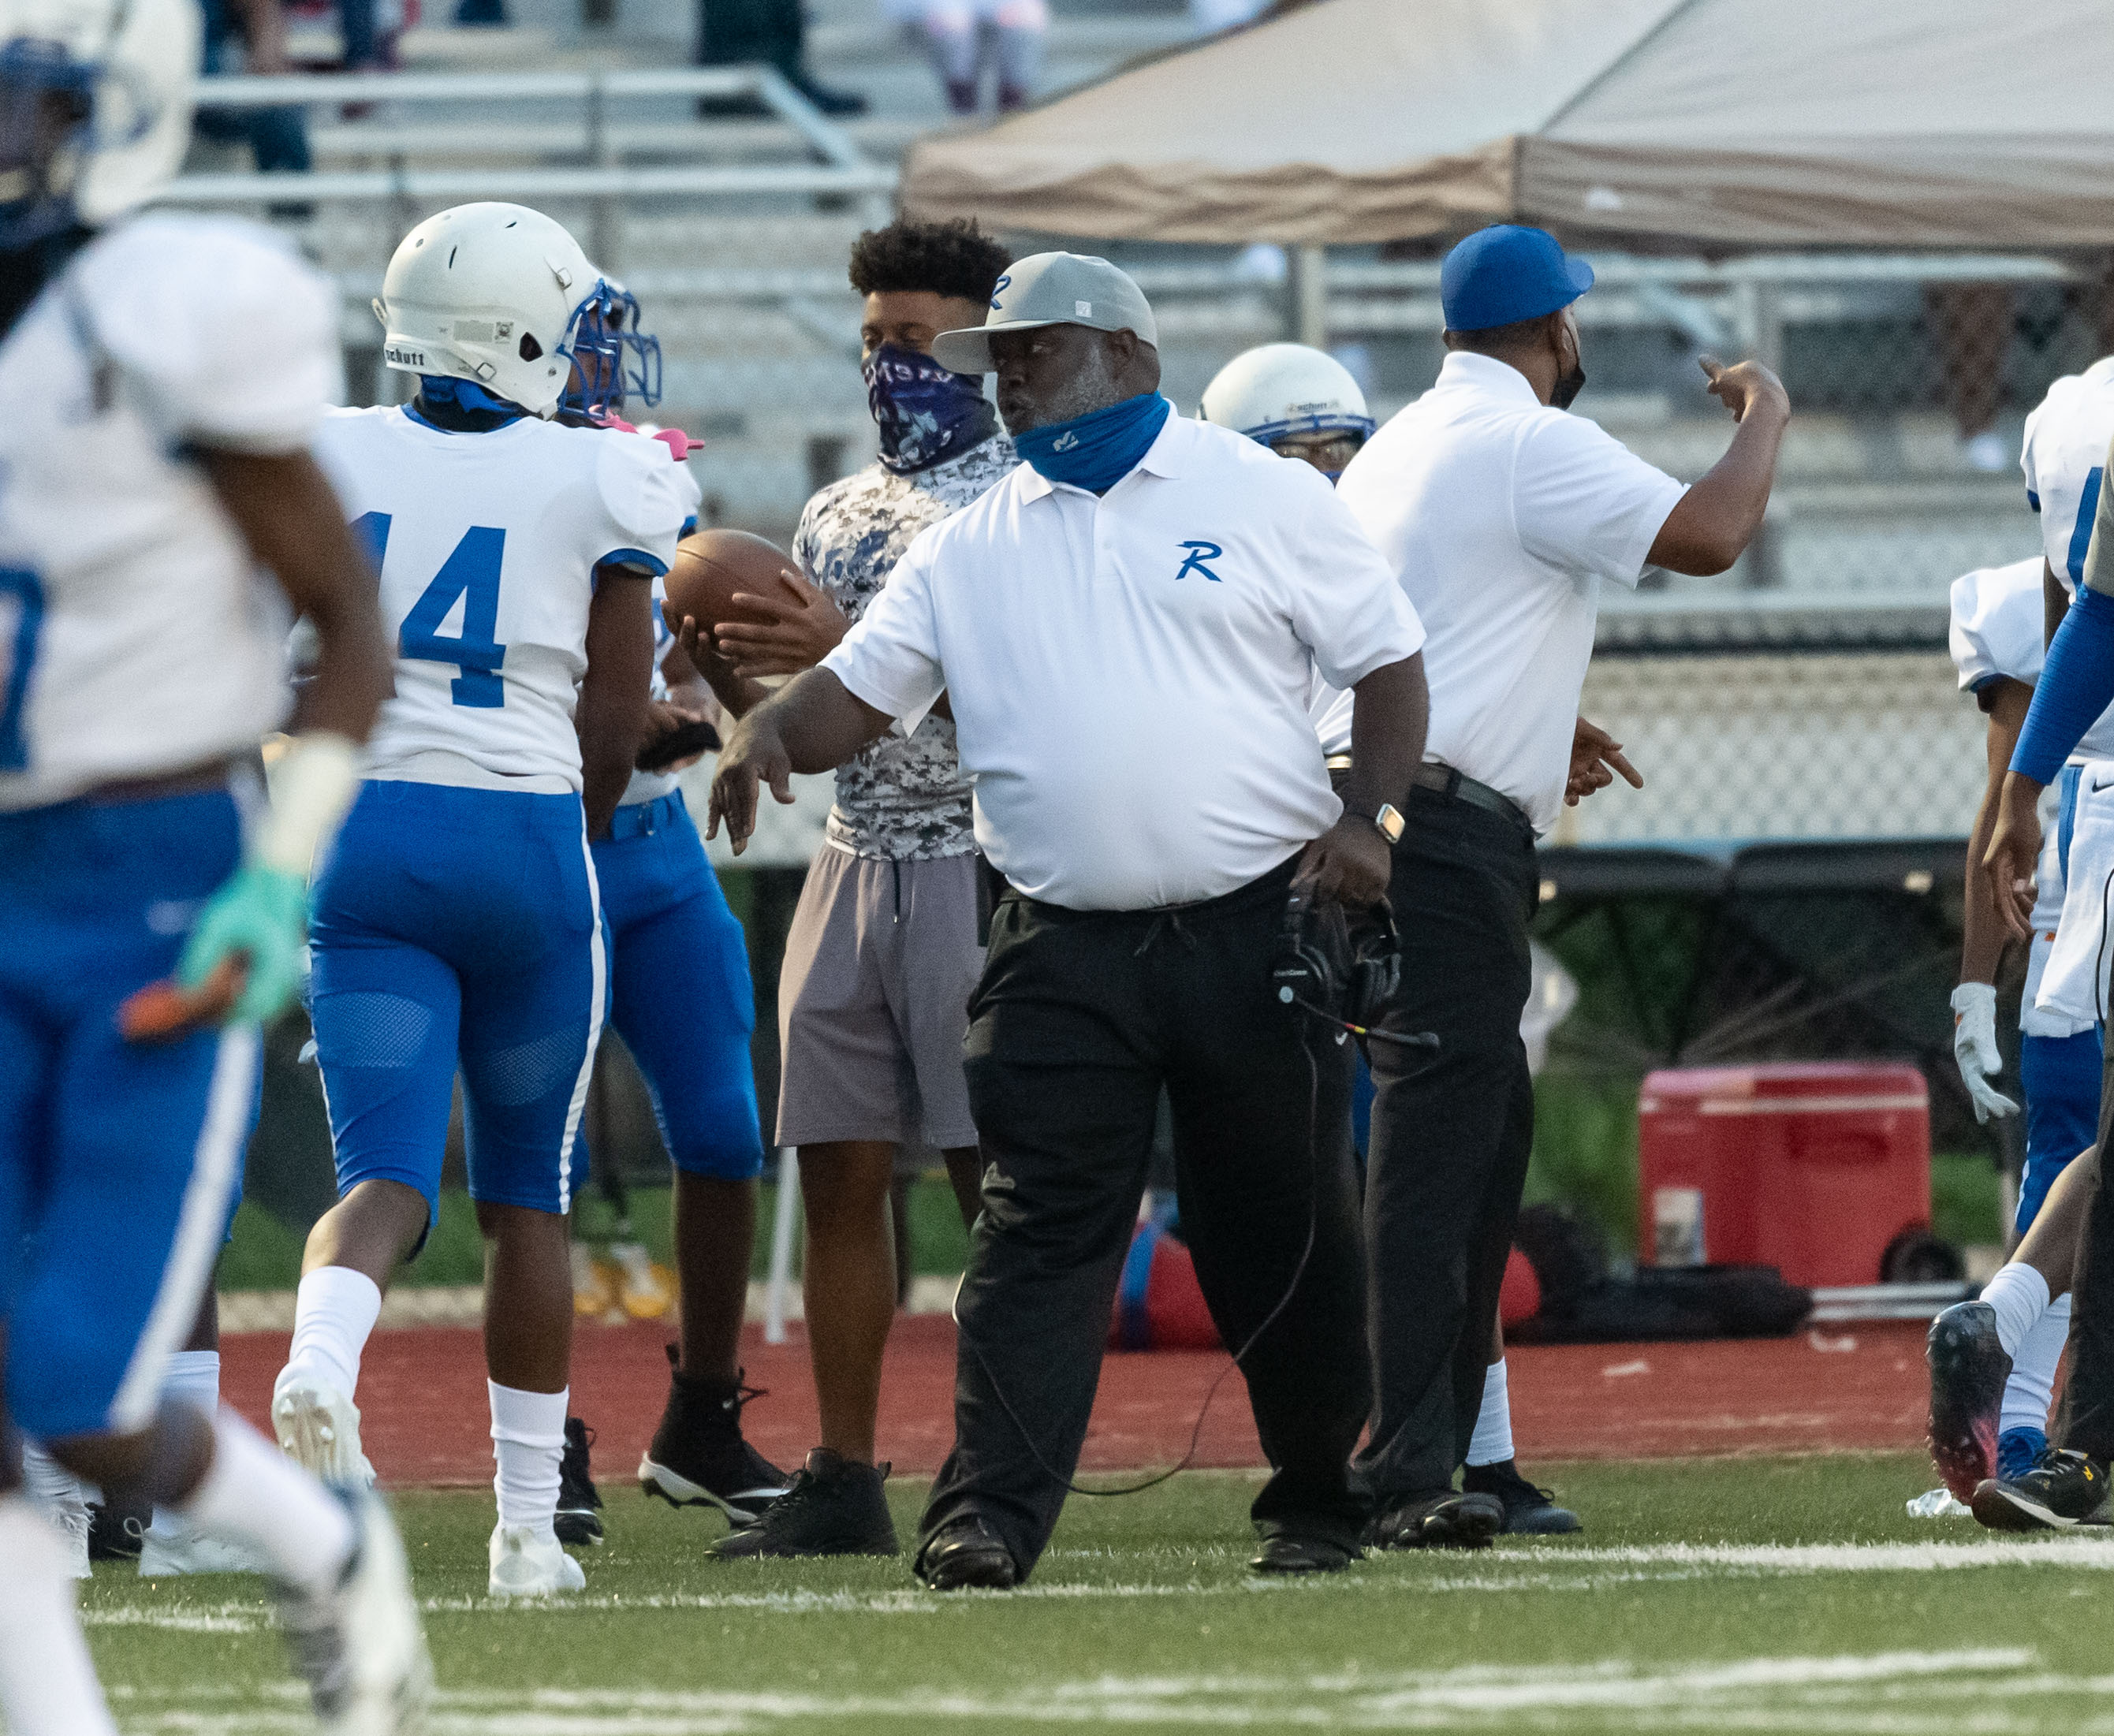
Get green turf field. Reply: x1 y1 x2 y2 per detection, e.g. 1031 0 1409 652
81 1452 2114 1733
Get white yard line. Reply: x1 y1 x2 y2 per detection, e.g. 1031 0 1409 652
108 1652 2114 1734
82 1536 2114 1635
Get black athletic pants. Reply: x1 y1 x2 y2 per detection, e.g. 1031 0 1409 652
1354 785 1538 1507
2061 1051 2114 1458
918 852 1370 1578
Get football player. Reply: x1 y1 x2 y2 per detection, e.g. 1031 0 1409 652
1928 357 2114 1511
269 202 697 1596
0 0 429 1729
553 288 789 1543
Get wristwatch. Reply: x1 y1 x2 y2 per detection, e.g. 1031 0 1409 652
1366 803 1405 845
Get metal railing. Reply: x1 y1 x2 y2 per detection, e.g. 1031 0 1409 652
158 65 897 207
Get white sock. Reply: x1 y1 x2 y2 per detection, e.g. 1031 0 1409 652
19 1445 91 1578
1982 1261 2052 1360
1465 1358 1516 1468
177 1409 356 1595
489 1381 568 1535
2000 1291 2073 1437
146 1350 225 1544
281 1266 383 1401
0 1495 119 1736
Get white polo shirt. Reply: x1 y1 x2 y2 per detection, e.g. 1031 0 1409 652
820 411 1426 911
1334 351 1687 834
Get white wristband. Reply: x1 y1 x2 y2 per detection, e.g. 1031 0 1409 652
255 732 363 878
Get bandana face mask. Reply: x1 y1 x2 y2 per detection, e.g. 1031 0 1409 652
863 341 994 474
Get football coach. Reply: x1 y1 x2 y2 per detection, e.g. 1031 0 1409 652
1337 225 1789 1549
710 252 1430 1588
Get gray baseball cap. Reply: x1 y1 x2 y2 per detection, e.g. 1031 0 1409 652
930 251 1159 375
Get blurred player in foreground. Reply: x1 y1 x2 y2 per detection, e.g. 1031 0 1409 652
270 202 696 1596
0 0 429 1727
554 290 789 1542
1201 341 1588 1536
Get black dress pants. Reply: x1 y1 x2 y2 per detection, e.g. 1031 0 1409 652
2060 1049 2114 1458
918 853 1371 1578
1355 785 1538 1507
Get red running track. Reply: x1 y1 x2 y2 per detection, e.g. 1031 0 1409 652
220 1315 1933 1488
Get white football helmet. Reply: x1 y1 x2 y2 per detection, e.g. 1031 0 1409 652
1200 342 1376 455
0 0 199 246
375 203 628 420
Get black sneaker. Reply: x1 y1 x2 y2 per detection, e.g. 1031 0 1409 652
1463 1459 1582 1535
709 1448 899 1559
914 1514 1017 1590
554 1417 604 1548
639 1347 791 1524
88 1494 148 1560
1370 1489 1504 1551
1928 1301 2010 1502
1971 1447 2114 1530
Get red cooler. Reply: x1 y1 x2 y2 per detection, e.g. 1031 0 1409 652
1637 1061 1930 1287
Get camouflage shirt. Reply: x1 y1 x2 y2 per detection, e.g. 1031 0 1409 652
794 431 1016 860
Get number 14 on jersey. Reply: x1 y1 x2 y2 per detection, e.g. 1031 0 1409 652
356 512 509 709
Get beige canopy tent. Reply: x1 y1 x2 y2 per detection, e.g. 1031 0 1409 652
900 0 2114 251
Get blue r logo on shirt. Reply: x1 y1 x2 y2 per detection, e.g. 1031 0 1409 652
1176 541 1224 583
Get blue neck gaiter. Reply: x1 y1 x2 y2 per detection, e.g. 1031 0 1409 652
1014 392 1171 494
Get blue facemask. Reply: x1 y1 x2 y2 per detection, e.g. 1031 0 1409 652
1014 391 1171 494
863 342 996 474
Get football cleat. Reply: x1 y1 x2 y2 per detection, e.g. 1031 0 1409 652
1926 1301 2009 1501
487 1524 586 1598
1370 1490 1505 1551
274 1375 377 1490
639 1349 789 1524
554 1417 604 1548
139 1514 263 1577
272 1487 433 1736
709 1449 897 1559
1971 1448 2114 1531
1463 1459 1582 1535
571 1243 620 1320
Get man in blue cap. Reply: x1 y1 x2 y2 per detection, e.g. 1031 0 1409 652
1335 224 1790 1549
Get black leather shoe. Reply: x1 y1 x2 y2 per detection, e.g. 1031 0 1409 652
1250 1533 1358 1574
1370 1490 1504 1551
915 1516 1019 1590
1463 1459 1580 1536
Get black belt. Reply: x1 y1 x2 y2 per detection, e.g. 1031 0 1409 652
1410 762 1531 833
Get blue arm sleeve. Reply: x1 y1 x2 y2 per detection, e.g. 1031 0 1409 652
2013 583 2114 784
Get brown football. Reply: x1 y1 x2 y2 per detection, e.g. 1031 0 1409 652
664 528 800 633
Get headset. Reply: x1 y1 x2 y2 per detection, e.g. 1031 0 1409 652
954 886 1437 1505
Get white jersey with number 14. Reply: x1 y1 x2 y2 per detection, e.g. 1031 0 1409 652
312 406 699 792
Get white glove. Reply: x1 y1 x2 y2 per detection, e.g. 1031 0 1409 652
1952 982 2020 1123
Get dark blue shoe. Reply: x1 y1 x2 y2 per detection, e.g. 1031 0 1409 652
1997 1426 2048 1485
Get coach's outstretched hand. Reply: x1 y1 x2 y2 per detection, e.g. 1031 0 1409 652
707 713 797 855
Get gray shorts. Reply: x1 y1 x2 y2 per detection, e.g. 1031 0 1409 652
775 847 983 1150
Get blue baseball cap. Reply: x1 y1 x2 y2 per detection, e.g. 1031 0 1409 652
1440 225 1595 333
